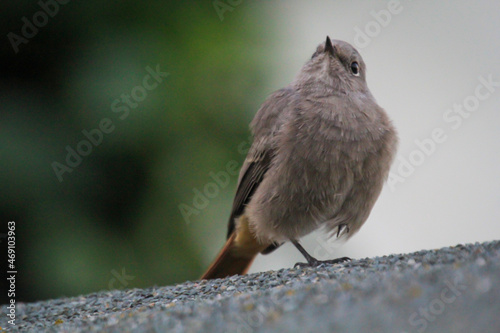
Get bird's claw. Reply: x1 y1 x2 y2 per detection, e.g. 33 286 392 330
294 256 351 268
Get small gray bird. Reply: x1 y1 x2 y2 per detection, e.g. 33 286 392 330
201 36 398 279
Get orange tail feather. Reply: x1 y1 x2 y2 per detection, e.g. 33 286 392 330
200 232 257 280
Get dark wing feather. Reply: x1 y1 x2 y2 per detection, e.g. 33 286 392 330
226 150 272 238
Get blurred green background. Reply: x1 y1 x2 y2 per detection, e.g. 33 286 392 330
0 0 278 302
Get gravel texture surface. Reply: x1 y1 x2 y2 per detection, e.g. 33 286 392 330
1 240 499 332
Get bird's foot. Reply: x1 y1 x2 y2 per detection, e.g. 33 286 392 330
294 256 351 268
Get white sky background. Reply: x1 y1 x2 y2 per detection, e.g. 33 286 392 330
243 1 500 273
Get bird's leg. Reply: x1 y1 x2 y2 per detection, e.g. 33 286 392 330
291 240 350 268
336 224 349 238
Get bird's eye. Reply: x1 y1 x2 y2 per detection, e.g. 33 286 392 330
350 62 360 76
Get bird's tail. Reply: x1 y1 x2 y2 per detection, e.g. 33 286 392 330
201 216 265 280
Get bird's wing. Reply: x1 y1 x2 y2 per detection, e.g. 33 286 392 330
226 88 294 239
226 148 273 238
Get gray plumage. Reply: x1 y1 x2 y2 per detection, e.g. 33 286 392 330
228 37 398 249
